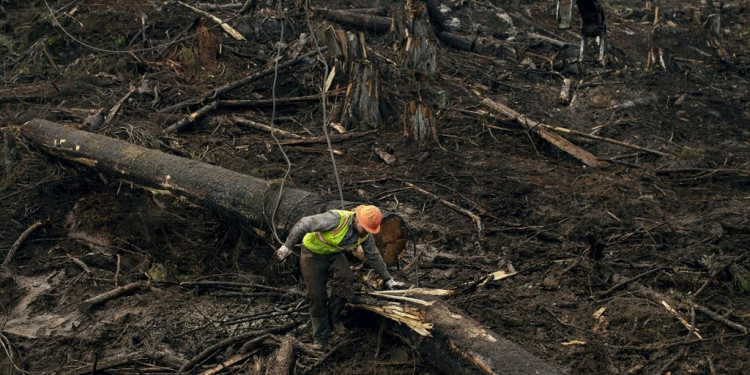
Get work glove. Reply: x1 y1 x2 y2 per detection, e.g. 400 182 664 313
276 245 291 261
385 279 407 290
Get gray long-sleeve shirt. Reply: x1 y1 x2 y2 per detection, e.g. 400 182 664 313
284 211 392 281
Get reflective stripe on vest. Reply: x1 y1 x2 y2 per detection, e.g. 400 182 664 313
302 210 369 255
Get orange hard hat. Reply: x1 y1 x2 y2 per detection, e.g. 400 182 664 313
356 205 382 234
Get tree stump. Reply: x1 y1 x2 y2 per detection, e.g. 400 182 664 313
403 100 439 147
321 28 383 130
394 0 437 75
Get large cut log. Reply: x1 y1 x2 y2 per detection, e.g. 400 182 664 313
21 119 563 375
353 291 563 375
21 119 333 233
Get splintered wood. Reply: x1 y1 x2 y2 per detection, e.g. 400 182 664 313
350 300 433 336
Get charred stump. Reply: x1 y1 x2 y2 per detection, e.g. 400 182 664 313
394 1 443 147
403 100 440 147
320 27 383 130
394 0 437 75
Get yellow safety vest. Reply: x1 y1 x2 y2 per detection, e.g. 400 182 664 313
302 210 369 255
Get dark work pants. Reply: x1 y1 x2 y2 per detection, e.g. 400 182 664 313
300 247 354 343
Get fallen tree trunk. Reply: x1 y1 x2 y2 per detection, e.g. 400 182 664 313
21 119 563 375
21 119 331 233
354 291 563 375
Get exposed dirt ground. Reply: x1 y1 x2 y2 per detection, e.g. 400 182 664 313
1 0 750 374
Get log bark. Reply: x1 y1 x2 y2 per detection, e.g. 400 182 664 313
21 119 563 375
21 119 326 232
265 337 294 375
353 294 563 375
314 8 392 33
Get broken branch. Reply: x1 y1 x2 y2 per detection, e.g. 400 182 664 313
314 8 392 33
482 98 604 167
404 181 483 239
178 323 295 373
78 281 145 312
2 220 44 267
277 129 376 145
232 117 301 139
539 123 673 158
102 86 136 128
159 47 327 114
178 1 245 41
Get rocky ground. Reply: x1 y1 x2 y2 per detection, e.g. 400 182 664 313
1 0 749 374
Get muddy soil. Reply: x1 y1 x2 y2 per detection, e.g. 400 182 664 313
1 0 749 374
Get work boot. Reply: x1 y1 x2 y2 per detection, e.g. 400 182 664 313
310 315 330 350
332 322 348 336
311 338 328 351
328 295 347 335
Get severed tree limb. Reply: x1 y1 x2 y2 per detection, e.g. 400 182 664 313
404 181 483 240
2 220 44 267
0 332 23 374
694 304 749 334
232 116 303 139
178 1 245 41
655 346 687 375
264 337 294 375
68 255 92 275
178 323 295 373
655 167 750 177
78 281 145 312
277 129 376 145
613 275 749 335
596 267 664 298
313 8 392 33
68 353 143 375
102 86 136 128
539 123 674 158
165 91 345 134
482 98 604 167
219 89 345 109
199 352 254 375
159 47 327 114
180 280 303 295
164 101 219 134
661 300 702 339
